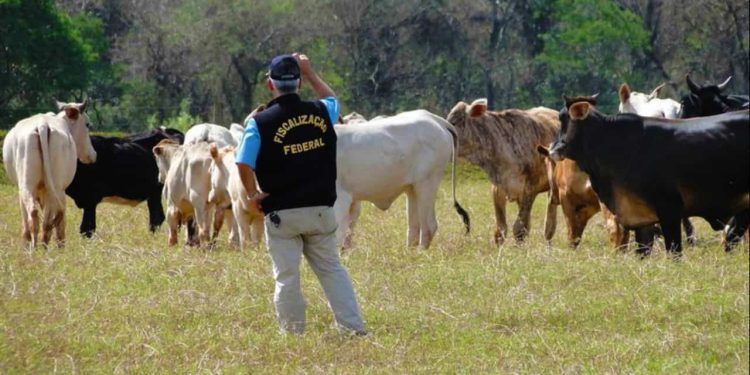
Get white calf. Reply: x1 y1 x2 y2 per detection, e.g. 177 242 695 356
208 145 264 250
618 83 682 119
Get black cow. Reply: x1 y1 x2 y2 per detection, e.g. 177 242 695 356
681 75 750 249
681 75 750 118
550 102 749 255
65 127 185 236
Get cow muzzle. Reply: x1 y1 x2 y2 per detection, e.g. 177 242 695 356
549 141 566 162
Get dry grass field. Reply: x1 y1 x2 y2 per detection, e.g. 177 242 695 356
0 161 747 373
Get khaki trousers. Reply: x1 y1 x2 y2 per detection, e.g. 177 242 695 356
264 205 364 334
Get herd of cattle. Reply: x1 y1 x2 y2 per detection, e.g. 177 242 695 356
2 74 748 256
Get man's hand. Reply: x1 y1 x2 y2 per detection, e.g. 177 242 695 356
291 52 335 99
292 53 313 78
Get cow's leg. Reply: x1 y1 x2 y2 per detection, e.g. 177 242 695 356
224 208 239 247
601 203 628 251
19 192 38 248
186 218 197 246
54 208 66 248
167 207 180 246
512 194 536 243
333 190 353 248
232 205 250 250
250 216 265 247
192 199 211 247
561 201 578 248
492 185 508 245
80 206 96 238
415 176 441 249
634 226 656 257
212 205 225 241
345 201 362 248
543 197 558 245
654 196 684 256
725 210 749 252
682 218 696 246
41 203 62 247
406 186 420 247
147 193 165 233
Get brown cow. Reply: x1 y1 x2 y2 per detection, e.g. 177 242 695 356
447 99 558 244
536 95 628 249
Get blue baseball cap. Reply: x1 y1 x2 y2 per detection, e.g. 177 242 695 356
268 55 300 81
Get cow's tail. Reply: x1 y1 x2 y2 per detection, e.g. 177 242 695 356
37 122 64 211
441 119 471 234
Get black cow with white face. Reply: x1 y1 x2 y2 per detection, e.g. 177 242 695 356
550 101 749 255
681 75 750 118
65 127 185 237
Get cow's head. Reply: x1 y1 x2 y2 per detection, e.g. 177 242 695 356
551 98 597 162
208 144 235 205
446 98 488 157
680 75 733 118
152 139 181 183
56 99 97 164
618 83 667 116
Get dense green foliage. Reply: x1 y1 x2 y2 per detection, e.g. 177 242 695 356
1 0 748 130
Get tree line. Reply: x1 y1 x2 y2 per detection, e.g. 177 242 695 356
1 0 748 131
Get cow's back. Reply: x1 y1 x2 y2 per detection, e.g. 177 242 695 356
185 124 236 148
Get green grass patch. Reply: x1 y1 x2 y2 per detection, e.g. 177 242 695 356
0 167 747 373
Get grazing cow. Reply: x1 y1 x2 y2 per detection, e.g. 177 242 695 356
549 101 749 255
65 127 184 237
618 83 697 245
680 75 750 248
681 75 750 118
446 99 558 244
334 109 470 249
2 100 97 247
618 83 682 118
153 140 217 246
208 144 264 249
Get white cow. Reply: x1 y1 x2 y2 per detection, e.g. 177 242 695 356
334 109 469 249
153 141 216 246
184 123 237 147
618 83 682 119
2 101 97 247
208 144 264 250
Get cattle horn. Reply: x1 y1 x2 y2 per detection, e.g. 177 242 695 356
686 74 700 93
648 83 666 100
591 93 599 99
79 98 89 112
717 76 732 91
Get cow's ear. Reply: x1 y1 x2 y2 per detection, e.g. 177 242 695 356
536 144 550 157
64 107 80 120
467 98 488 118
55 100 66 111
569 102 590 120
153 146 163 156
648 83 665 100
619 83 631 103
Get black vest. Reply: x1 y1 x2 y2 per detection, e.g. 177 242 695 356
254 94 337 212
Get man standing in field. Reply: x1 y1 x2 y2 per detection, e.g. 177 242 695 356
235 53 366 335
